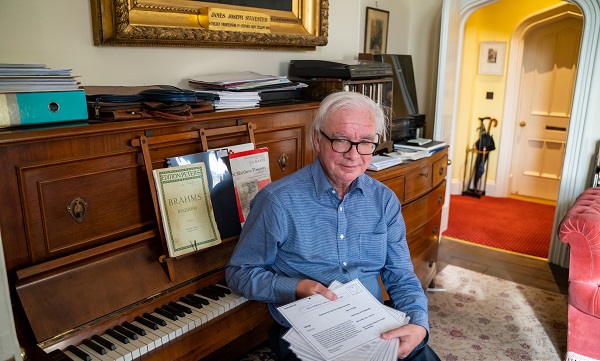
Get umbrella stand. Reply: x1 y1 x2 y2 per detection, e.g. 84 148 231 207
461 117 498 198
462 146 490 198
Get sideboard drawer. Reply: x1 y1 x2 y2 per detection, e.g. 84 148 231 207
402 180 446 233
404 165 434 202
407 211 441 288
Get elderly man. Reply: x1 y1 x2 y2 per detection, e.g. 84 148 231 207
226 91 439 360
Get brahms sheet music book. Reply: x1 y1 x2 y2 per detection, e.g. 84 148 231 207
153 163 221 258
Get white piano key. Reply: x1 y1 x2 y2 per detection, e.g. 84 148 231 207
221 292 246 308
150 312 184 338
122 335 148 357
103 333 138 360
64 348 91 361
176 301 208 325
131 321 168 346
195 294 227 314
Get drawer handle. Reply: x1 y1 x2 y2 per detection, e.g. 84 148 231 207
429 259 434 268
432 225 438 234
439 166 445 175
67 197 88 223
438 195 443 204
278 153 288 171
420 172 429 177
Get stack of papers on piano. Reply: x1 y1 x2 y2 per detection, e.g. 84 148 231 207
278 279 409 360
367 155 403 171
0 63 79 92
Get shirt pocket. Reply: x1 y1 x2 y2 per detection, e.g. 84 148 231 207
358 233 387 269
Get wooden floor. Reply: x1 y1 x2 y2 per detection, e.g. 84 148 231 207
437 237 569 295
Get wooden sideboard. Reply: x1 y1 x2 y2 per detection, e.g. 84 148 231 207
368 147 448 289
0 102 446 360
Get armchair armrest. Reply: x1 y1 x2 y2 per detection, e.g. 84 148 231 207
558 187 600 283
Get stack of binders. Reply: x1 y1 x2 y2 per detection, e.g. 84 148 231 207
0 63 88 128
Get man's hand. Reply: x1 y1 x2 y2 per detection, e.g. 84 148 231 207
381 324 427 359
296 279 338 301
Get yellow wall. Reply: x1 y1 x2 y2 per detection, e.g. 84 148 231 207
453 0 565 190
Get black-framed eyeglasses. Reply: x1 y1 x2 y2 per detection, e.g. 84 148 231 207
319 130 379 155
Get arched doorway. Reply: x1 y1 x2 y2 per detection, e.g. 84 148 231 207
436 0 600 267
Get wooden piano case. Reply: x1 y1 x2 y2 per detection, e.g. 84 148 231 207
0 103 318 360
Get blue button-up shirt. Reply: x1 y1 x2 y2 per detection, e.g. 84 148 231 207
225 158 429 338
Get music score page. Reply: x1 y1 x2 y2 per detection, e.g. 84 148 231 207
277 279 406 360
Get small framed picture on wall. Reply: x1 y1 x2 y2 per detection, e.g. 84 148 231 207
478 42 507 75
364 7 389 55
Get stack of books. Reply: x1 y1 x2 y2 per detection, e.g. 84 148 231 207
0 63 87 128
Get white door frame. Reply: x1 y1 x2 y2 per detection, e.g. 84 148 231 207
436 0 600 267
496 5 583 199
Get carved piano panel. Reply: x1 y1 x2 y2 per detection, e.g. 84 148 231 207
0 103 319 360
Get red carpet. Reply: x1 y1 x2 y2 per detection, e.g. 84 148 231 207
442 195 556 258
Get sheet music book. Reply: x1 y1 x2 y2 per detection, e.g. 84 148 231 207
153 163 221 258
167 149 242 239
228 147 271 226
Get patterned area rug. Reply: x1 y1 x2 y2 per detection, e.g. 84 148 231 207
428 265 567 361
238 265 568 361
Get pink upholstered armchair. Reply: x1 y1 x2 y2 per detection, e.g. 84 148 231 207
559 187 600 361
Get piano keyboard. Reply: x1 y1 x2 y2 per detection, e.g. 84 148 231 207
62 283 247 361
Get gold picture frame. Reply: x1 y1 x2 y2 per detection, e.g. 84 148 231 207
90 0 329 50
364 7 389 55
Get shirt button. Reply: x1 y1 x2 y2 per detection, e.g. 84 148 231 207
340 234 344 239
339 206 343 212
343 262 347 266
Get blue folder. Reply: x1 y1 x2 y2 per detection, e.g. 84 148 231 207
0 90 88 128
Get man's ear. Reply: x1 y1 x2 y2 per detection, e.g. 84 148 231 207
313 129 321 152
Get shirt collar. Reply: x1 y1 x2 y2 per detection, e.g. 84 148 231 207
309 158 366 198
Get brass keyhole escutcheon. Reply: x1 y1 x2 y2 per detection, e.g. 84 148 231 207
67 197 88 223
278 153 288 171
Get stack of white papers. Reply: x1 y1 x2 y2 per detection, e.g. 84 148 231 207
277 279 409 360
0 63 79 92
367 155 403 171
188 71 292 91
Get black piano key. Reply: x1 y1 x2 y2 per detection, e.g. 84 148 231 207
81 339 106 355
155 307 178 321
91 335 116 351
162 304 185 318
114 325 138 340
198 288 220 300
105 329 129 344
207 285 226 297
169 301 192 314
180 296 203 309
188 293 211 304
142 312 167 327
67 345 92 361
122 321 147 336
211 284 232 294
136 315 159 330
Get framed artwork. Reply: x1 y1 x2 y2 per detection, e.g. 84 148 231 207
364 7 389 55
478 42 507 75
89 0 328 50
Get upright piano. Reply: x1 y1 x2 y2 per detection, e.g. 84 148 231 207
0 103 318 360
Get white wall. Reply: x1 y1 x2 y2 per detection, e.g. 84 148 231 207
0 1 442 130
